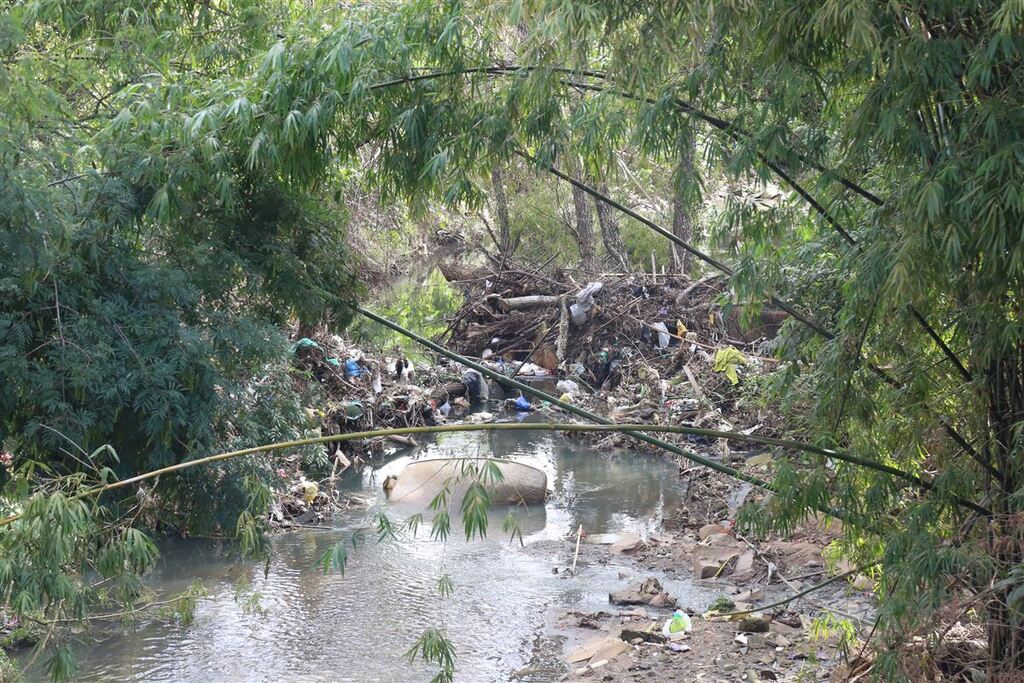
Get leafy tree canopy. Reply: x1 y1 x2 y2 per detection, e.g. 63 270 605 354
2 0 1023 678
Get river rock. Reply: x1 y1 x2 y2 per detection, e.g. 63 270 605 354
694 557 722 579
705 533 741 547
698 523 733 540
609 533 645 555
567 635 631 664
771 541 823 569
649 592 677 608
619 622 667 645
851 573 875 591
387 457 547 506
692 546 741 579
733 550 756 580
739 616 771 633
609 577 677 607
583 533 622 545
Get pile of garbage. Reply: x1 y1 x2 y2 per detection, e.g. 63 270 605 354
269 333 505 528
289 333 489 453
438 262 787 457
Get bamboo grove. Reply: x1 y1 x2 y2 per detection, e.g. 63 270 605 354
1 0 1023 679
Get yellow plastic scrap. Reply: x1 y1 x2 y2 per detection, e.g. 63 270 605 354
713 347 748 384
299 478 319 504
676 319 687 337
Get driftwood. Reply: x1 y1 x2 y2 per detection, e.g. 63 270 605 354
500 294 561 310
430 381 468 403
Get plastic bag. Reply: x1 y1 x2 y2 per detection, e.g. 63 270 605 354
661 610 693 636
569 281 604 325
713 347 748 384
651 322 670 348
461 369 489 400
556 379 580 395
344 359 363 377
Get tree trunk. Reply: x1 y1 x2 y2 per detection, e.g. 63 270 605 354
571 173 597 273
595 181 631 272
671 138 696 276
491 167 512 257
984 349 1024 675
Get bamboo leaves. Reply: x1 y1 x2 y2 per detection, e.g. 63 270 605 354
319 541 349 576
405 627 456 683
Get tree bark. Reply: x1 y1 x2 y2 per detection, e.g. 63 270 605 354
491 167 512 257
671 138 696 276
572 172 597 273
595 181 630 272
984 349 1024 675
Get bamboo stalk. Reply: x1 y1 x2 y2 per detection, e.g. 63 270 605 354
357 307 992 517
0 421 847 529
2 420 988 528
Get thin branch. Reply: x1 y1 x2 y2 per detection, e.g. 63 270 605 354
909 305 972 383
718 563 879 618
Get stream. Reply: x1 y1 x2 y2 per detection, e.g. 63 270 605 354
25 420 719 682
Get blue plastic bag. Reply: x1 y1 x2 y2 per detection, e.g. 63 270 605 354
344 359 363 377
514 394 531 411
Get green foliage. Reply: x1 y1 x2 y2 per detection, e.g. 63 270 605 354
706 596 736 614
0 0 358 537
319 541 349 576
459 482 491 540
232 576 267 617
809 612 858 659
437 573 454 599
156 580 208 626
0 476 160 681
502 511 523 547
405 627 456 683
0 619 43 650
0 649 19 682
350 269 462 354
44 647 75 683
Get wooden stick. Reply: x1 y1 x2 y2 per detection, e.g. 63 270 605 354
571 524 584 573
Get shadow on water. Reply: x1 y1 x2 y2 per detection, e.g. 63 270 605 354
25 418 720 682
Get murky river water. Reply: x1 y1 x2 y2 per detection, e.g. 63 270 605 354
24 421 718 682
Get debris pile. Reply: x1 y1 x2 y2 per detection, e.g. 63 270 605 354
439 261 789 526
290 333 475 449
271 333 486 528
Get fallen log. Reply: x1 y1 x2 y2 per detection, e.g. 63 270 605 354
430 381 468 403
500 294 561 310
